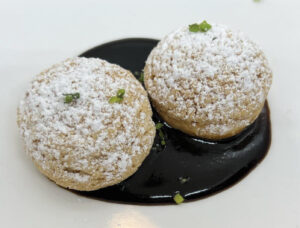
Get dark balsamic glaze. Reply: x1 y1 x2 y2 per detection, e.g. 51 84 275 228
77 38 271 204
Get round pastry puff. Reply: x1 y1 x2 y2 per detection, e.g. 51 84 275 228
17 57 155 191
144 23 272 140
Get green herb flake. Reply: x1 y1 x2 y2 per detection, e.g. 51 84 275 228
109 89 125 104
253 0 261 2
139 72 144 83
155 123 164 129
73 92 80 99
178 176 190 184
109 96 121 104
64 95 73 103
117 89 125 98
199 20 212 32
173 193 184 204
133 71 144 84
158 129 165 146
155 122 166 146
189 23 200 32
158 130 164 139
189 20 212 33
63 92 80 104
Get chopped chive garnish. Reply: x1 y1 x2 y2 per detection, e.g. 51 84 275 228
109 96 122 103
64 94 73 103
139 72 144 83
117 89 125 97
158 130 164 139
109 89 125 104
72 93 80 99
155 123 164 129
189 23 200 32
189 20 212 33
63 92 80 103
155 122 166 146
173 193 184 204
199 20 212 32
133 71 144 84
178 176 190 184
253 0 261 2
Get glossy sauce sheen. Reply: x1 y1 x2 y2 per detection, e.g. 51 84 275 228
77 38 271 203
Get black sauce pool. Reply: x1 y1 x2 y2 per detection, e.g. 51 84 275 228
76 38 271 204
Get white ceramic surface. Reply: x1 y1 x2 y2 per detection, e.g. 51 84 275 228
0 0 299 227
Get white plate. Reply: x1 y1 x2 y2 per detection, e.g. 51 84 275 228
0 0 299 227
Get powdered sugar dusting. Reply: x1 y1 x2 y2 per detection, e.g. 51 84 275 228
145 23 272 138
17 57 155 190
